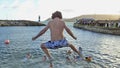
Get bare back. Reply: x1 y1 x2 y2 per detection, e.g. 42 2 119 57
48 18 65 41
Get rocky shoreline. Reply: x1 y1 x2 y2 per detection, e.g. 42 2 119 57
74 23 120 35
0 20 46 26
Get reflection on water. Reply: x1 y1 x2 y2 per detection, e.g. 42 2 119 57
0 24 120 68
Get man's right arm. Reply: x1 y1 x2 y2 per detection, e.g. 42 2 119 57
32 22 50 40
64 22 77 40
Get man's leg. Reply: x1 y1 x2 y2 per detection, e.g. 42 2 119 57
41 43 52 59
68 43 84 59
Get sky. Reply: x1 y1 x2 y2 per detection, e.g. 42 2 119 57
0 0 120 21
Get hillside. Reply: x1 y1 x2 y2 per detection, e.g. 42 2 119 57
64 14 120 22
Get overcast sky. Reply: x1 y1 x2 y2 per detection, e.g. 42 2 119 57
0 0 120 21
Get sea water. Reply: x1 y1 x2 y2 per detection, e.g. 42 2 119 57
0 23 120 68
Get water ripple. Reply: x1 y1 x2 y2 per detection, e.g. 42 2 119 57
0 26 120 68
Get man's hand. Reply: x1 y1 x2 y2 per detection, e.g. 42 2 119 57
32 37 36 41
73 36 77 40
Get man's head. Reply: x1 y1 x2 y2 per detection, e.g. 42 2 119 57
52 11 62 19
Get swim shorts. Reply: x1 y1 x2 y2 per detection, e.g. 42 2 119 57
44 38 68 49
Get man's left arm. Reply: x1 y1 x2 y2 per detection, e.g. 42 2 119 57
64 22 77 40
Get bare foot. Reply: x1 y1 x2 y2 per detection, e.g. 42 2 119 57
49 62 53 68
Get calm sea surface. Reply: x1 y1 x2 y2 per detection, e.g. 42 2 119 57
0 22 120 68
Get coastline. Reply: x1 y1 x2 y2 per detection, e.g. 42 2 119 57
0 20 46 26
73 23 120 35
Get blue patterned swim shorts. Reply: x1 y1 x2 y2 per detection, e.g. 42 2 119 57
44 38 68 49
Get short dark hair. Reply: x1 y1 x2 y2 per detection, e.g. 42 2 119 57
52 11 62 19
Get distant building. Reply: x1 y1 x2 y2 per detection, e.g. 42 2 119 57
75 18 120 28
75 18 95 26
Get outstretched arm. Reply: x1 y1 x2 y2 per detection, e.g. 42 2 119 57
32 24 49 40
64 23 77 40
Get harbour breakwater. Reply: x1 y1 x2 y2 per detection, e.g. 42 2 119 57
74 23 120 35
0 20 45 26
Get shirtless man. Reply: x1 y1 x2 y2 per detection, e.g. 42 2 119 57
32 11 83 61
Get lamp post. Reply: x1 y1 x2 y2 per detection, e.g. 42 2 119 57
38 16 40 23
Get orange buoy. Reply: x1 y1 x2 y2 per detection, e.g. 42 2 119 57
5 40 10 44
